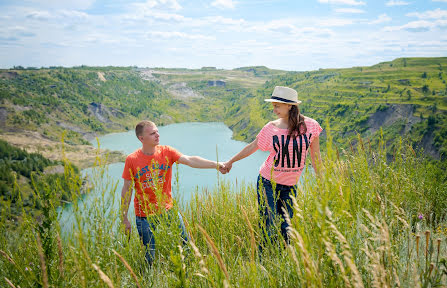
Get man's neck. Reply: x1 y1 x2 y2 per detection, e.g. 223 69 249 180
141 144 157 156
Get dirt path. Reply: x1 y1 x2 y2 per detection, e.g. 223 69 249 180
97 72 106 82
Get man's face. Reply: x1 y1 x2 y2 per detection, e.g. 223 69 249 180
139 124 160 146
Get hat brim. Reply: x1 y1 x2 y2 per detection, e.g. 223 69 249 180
264 99 301 105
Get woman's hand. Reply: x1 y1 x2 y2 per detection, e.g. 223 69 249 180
223 161 233 173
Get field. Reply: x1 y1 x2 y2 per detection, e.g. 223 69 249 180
1 136 446 287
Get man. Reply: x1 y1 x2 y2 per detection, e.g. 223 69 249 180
121 120 227 265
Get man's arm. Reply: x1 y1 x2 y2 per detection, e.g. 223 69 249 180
309 136 322 176
178 155 224 171
121 179 133 235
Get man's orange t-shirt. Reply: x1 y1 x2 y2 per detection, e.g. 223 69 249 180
122 145 182 217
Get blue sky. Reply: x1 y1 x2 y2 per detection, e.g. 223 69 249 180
1 0 446 71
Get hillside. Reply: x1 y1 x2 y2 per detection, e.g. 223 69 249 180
224 57 447 159
0 139 81 221
1 58 446 162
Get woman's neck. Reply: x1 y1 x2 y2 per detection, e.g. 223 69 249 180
274 118 289 129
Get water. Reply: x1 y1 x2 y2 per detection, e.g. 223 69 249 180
58 122 268 233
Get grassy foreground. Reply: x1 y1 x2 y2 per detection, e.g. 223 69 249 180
1 132 447 287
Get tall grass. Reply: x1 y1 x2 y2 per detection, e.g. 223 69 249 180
1 131 447 287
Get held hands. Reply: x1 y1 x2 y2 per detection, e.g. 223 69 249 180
217 161 233 174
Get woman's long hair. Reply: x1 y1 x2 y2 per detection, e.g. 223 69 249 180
288 105 307 137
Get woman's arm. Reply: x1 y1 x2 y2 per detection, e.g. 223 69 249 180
224 138 259 172
309 136 322 176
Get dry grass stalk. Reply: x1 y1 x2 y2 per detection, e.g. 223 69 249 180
178 245 186 272
197 224 230 281
189 240 209 275
326 208 364 288
437 238 441 256
283 208 321 287
241 205 256 263
360 209 399 288
389 201 409 229
416 234 420 258
425 230 430 257
112 249 141 288
429 263 434 277
287 245 302 276
92 264 115 288
290 195 304 222
0 250 16 265
322 239 351 288
4 277 17 288
36 233 49 288
56 232 64 278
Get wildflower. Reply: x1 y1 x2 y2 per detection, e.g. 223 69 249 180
418 213 423 220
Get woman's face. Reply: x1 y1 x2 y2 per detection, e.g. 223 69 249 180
272 102 292 119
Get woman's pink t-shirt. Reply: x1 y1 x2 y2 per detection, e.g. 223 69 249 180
257 117 323 186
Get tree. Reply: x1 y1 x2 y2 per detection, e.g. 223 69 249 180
422 72 427 78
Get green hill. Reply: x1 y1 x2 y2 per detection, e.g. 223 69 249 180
224 57 447 159
1 57 446 161
0 67 221 145
0 139 80 221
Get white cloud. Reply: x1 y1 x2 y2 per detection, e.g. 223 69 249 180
407 8 447 19
384 19 447 32
318 0 365 5
25 9 89 21
26 10 53 21
386 0 410 6
432 0 447 2
335 8 365 13
147 31 215 40
369 13 392 24
211 0 236 9
132 0 182 11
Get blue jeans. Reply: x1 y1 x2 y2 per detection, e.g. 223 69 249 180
135 210 189 266
257 175 297 247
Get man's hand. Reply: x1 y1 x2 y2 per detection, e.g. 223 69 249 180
123 216 132 236
121 179 133 239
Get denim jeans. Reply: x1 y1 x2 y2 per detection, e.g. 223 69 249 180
135 209 189 266
257 175 297 247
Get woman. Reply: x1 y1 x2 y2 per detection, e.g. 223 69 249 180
224 86 323 248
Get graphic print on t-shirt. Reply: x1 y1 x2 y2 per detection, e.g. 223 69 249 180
272 133 312 168
133 160 171 190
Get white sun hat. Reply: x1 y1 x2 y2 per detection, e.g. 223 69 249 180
264 86 301 105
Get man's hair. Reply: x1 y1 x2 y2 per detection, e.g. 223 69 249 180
135 120 155 138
